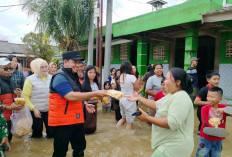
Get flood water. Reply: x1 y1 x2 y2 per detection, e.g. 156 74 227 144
5 106 232 157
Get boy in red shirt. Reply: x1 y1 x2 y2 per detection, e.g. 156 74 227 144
154 77 166 101
196 87 231 157
194 71 220 134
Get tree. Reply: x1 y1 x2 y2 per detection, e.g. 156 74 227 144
22 32 55 62
21 0 95 51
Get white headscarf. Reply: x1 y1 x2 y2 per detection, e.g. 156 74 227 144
30 58 48 75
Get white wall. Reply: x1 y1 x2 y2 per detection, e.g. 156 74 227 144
219 64 232 105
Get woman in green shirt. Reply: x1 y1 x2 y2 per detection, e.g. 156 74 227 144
127 67 194 157
0 102 11 157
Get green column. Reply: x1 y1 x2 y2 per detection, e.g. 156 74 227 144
137 38 148 76
184 28 198 71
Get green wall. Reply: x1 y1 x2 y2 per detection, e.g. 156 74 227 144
219 32 232 63
111 45 122 64
80 50 88 62
149 42 170 65
81 44 130 66
110 44 131 65
227 0 232 4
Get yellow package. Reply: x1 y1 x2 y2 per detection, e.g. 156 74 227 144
107 90 124 100
208 118 221 128
102 97 110 104
14 98 26 105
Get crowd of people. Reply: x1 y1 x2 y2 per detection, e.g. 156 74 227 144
0 51 232 157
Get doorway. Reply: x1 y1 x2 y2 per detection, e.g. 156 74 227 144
130 41 137 66
174 38 185 68
174 36 215 88
197 36 215 88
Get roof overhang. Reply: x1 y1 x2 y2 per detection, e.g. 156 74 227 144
202 7 232 23
79 39 133 51
0 53 35 58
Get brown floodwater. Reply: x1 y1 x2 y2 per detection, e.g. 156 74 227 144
5 106 232 157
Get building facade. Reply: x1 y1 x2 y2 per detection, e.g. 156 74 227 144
80 0 232 104
0 40 33 68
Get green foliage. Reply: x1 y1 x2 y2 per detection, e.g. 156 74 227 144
22 32 55 62
21 0 95 50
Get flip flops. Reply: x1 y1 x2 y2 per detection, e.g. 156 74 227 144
203 127 228 138
224 106 232 116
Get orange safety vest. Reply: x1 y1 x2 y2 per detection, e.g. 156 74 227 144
48 68 85 126
48 93 84 126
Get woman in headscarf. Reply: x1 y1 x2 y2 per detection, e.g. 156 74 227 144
23 58 53 138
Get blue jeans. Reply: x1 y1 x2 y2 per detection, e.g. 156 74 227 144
196 137 222 157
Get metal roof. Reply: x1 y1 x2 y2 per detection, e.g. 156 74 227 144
0 40 29 58
0 40 26 54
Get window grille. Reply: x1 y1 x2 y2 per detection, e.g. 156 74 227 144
120 44 128 61
153 46 165 60
226 40 232 59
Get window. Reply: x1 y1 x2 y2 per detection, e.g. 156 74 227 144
153 46 165 60
111 46 114 61
226 40 232 59
120 44 128 61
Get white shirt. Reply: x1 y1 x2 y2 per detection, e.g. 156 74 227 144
120 74 136 96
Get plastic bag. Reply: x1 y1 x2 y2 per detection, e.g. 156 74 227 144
10 104 33 137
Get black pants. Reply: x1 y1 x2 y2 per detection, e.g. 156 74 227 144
52 124 86 157
197 107 202 131
115 109 122 122
31 111 53 138
7 121 12 142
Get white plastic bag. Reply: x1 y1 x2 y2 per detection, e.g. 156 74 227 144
10 104 33 137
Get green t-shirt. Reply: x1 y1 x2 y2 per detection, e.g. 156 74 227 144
0 102 8 139
0 102 8 155
151 91 194 157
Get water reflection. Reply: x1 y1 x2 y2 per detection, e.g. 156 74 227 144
6 108 232 157
7 109 152 157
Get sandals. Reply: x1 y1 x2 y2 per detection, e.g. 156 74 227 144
203 127 228 138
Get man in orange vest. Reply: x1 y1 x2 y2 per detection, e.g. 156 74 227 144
48 51 106 157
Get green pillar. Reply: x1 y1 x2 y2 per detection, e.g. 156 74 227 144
184 28 198 71
137 38 148 76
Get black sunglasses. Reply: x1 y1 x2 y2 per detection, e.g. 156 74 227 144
0 67 13 71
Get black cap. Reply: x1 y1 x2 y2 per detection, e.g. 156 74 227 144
62 51 84 61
